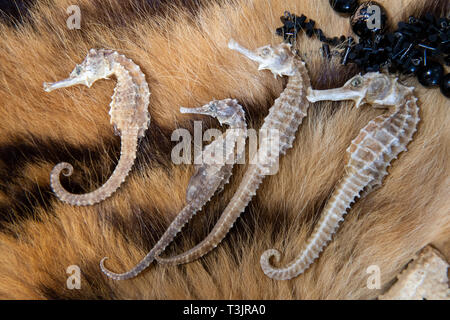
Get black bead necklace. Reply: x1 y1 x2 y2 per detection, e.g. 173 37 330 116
276 0 450 98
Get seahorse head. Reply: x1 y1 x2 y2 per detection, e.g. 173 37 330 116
307 72 414 108
180 98 244 127
43 49 114 92
228 39 296 78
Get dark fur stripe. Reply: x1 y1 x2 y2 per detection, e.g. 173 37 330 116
0 136 112 187
0 0 222 28
0 184 53 229
0 120 178 230
0 113 230 231
410 0 450 19
39 259 119 299
0 0 34 26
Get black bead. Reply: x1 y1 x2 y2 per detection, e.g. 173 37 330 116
285 21 295 29
329 0 359 15
417 60 444 87
403 62 420 75
275 27 285 37
350 2 387 39
295 15 307 28
440 73 450 98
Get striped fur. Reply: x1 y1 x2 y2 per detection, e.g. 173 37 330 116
0 0 448 299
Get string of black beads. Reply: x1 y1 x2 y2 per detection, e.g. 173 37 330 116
276 8 450 98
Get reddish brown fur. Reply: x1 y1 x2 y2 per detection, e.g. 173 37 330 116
0 0 448 299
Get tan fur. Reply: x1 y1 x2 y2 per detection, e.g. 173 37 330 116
0 0 448 299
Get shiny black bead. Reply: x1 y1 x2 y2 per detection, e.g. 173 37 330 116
440 73 450 98
403 59 421 75
417 61 444 87
329 0 359 14
351 1 387 38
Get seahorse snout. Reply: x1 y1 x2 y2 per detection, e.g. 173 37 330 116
43 76 87 92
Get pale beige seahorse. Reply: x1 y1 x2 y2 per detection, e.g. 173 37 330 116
100 98 247 280
260 72 420 280
43 49 150 206
156 39 311 265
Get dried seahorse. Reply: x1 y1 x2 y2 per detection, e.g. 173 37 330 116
260 72 420 280
100 99 247 280
43 49 150 206
156 39 311 265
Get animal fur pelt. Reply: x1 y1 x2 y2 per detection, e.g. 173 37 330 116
0 0 448 299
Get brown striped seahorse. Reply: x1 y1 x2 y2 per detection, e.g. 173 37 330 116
260 72 420 280
43 49 150 206
156 39 311 265
100 98 247 280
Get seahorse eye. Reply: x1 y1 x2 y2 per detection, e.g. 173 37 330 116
351 76 363 88
209 103 217 113
261 47 271 56
75 65 82 75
